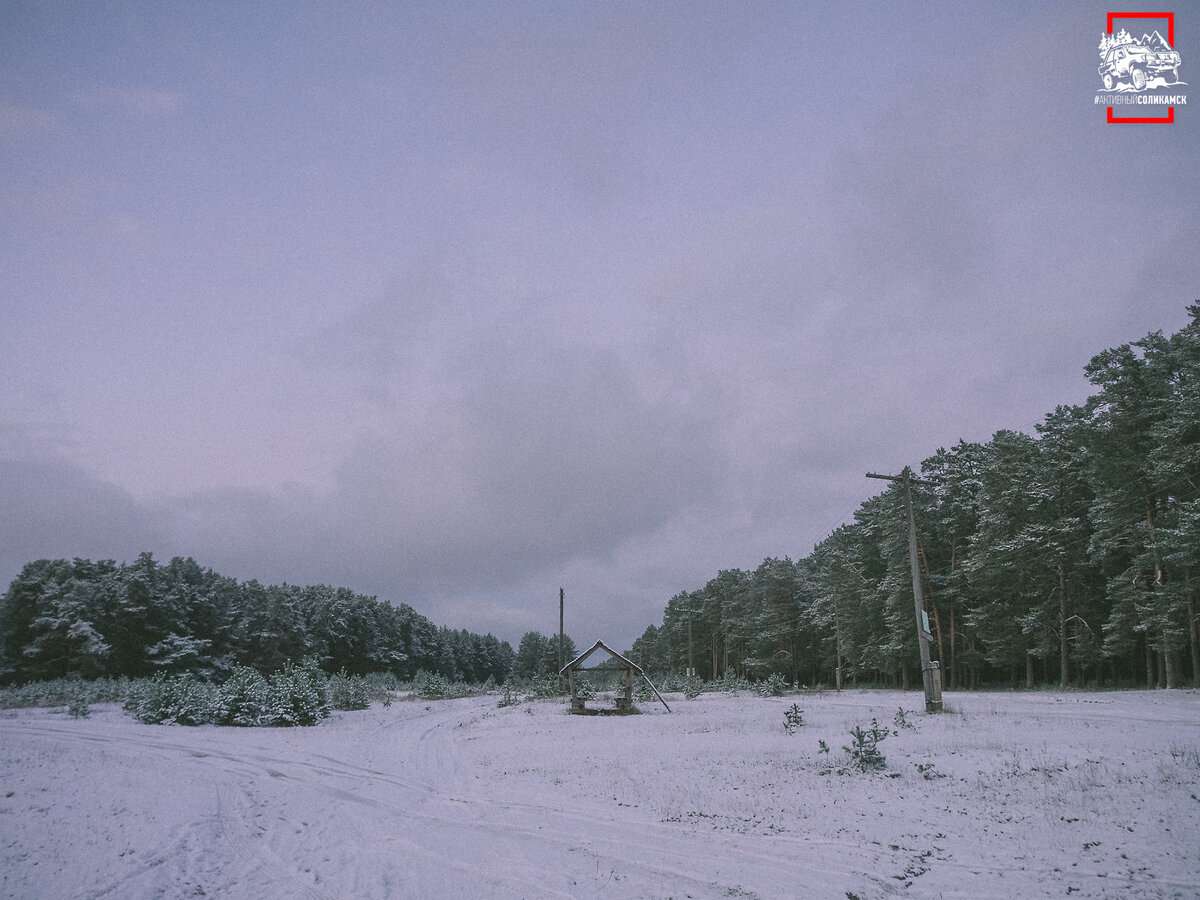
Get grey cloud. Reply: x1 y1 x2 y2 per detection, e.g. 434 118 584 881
4 1 1197 654
0 454 163 581
443 5 793 206
312 299 726 590
142 270 733 632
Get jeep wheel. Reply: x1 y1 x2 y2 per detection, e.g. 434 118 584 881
1103 73 1115 90
1131 67 1147 91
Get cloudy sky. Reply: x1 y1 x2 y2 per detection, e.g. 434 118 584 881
3 2 1198 652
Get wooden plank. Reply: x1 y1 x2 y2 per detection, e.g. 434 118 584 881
641 674 671 713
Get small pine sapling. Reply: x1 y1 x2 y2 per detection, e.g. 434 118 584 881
634 678 654 702
757 673 787 697
844 718 890 772
67 691 91 719
783 703 804 734
575 675 596 701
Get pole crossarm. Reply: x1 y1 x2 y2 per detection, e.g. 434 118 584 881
865 471 940 487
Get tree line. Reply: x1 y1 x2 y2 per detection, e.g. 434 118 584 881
0 552 514 685
630 304 1200 691
513 630 579 681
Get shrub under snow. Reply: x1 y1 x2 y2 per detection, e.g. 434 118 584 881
123 659 333 727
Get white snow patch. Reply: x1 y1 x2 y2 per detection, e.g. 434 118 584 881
2 689 1198 898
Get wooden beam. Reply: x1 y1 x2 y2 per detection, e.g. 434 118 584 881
641 674 671 712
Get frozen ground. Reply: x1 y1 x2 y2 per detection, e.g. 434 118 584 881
2 688 1198 899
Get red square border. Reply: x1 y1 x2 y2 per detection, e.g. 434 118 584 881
1105 11 1177 123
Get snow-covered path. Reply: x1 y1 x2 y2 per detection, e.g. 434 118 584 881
3 690 1199 899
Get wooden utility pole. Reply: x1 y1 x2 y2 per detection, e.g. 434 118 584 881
687 600 695 678
867 467 943 713
558 587 565 694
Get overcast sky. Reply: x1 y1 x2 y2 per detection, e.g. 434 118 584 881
3 2 1198 653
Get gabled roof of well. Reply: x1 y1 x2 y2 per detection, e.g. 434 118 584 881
558 639 644 677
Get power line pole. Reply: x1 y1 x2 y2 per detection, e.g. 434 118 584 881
559 587 565 694
687 600 695 678
867 467 943 713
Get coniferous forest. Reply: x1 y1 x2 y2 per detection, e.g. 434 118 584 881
0 552 514 685
629 305 1200 691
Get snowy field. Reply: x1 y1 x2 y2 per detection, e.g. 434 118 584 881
2 689 1198 899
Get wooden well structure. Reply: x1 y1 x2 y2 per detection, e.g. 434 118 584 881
559 640 671 715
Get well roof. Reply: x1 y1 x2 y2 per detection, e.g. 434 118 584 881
558 640 644 677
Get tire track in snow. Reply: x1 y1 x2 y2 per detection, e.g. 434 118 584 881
0 701 913 898
3 716 340 900
313 699 895 898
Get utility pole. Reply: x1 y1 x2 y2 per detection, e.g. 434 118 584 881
866 467 943 713
687 600 695 678
559 587 565 694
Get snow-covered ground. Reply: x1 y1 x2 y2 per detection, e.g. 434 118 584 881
2 688 1198 899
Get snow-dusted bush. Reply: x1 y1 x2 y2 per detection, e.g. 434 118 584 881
573 674 597 700
363 671 398 706
714 671 752 693
124 672 215 725
648 672 703 695
523 673 560 699
0 676 133 709
267 659 329 726
407 671 482 700
412 670 449 699
214 666 271 726
329 668 371 711
67 690 91 719
756 673 788 697
633 678 654 702
124 660 330 727
365 670 400 691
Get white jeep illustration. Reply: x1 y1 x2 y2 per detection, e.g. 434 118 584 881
1099 42 1182 91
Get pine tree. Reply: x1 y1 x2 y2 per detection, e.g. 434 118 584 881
921 441 985 689
1145 305 1200 684
1084 337 1179 686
